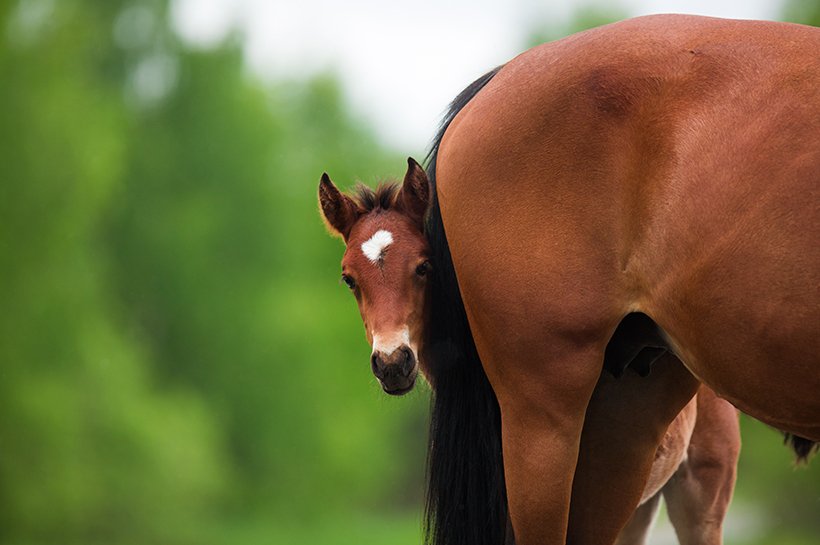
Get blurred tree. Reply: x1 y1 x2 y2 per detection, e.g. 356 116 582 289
0 1 229 543
782 0 820 26
1 0 427 542
103 0 426 526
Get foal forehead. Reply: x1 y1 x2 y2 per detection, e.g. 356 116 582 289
344 212 425 266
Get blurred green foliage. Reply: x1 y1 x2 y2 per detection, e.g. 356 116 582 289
782 0 820 26
0 1 817 544
1 0 426 543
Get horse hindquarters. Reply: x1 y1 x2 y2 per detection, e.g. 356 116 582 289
432 15 818 544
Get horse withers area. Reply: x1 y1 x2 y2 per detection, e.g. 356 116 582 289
320 13 818 545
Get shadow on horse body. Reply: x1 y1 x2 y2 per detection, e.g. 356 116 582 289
320 13 818 545
319 162 741 545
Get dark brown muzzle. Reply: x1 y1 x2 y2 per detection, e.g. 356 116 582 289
371 345 417 395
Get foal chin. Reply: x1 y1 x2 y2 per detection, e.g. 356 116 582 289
370 326 421 395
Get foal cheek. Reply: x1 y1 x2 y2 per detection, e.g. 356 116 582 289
403 287 427 356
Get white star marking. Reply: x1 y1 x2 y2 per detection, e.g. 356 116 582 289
361 229 393 264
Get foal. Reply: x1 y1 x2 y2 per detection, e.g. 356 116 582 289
319 159 740 545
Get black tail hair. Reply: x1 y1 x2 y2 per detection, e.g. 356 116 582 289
422 67 507 545
783 433 818 464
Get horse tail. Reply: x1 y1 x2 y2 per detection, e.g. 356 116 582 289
422 67 507 545
782 432 818 464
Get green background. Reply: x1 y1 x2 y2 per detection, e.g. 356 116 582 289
0 1 817 543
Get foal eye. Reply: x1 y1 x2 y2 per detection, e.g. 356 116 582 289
415 261 431 277
341 274 356 290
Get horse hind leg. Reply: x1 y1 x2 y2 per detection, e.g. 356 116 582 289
613 493 662 545
663 386 740 545
567 352 700 545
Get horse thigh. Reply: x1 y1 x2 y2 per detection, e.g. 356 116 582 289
568 353 699 545
489 341 602 545
663 386 740 545
451 268 608 542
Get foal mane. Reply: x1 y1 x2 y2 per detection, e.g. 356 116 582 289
350 182 401 214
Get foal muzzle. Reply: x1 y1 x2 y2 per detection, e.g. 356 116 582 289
371 345 417 395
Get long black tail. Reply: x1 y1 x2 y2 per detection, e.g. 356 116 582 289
422 67 507 545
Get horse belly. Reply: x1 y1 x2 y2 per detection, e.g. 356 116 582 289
642 102 820 438
647 236 820 439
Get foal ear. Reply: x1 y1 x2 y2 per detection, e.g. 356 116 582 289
399 157 430 225
318 173 360 240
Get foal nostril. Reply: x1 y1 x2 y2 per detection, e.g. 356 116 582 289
399 346 415 377
371 353 384 378
400 346 412 363
371 346 416 383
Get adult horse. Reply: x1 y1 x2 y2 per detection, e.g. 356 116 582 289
424 14 819 545
326 13 819 545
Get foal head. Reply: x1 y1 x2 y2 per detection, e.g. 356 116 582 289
319 158 431 395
